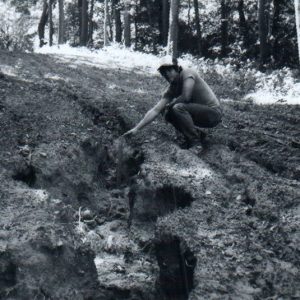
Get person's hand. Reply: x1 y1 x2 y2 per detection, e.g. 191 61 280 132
122 127 138 137
165 102 173 111
166 99 177 109
163 101 175 118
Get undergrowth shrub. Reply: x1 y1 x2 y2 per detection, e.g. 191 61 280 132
181 54 258 99
0 5 34 52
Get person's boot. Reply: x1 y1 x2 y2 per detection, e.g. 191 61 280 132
186 127 206 148
187 138 202 148
195 126 207 141
176 128 206 150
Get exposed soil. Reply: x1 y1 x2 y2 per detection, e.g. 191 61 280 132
0 50 299 299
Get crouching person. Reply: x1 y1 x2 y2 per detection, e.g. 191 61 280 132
123 60 222 149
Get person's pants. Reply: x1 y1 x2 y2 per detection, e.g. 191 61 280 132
164 103 222 141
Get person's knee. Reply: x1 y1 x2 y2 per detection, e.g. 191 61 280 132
165 104 181 120
165 103 189 122
208 112 222 127
172 103 186 112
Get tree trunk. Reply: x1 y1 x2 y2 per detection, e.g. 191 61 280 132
38 0 49 47
88 0 94 44
124 4 131 47
220 0 229 57
187 0 191 27
104 0 109 46
78 0 82 42
134 0 139 49
49 0 53 46
112 0 122 43
238 0 249 48
258 0 268 66
295 0 300 65
271 0 282 64
80 0 89 46
58 0 65 44
193 0 202 56
272 0 280 37
161 0 169 46
108 2 114 42
146 1 156 52
167 0 180 60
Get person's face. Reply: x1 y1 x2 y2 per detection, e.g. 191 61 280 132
164 68 179 83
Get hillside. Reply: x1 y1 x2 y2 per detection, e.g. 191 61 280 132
0 50 299 299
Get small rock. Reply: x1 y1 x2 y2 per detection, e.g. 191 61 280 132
51 199 62 204
40 152 47 158
109 220 123 231
18 145 30 156
56 240 64 247
224 248 235 257
113 264 126 274
81 209 93 220
105 235 116 252
254 254 263 262
95 216 106 225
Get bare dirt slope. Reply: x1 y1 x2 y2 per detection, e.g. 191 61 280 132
0 50 299 300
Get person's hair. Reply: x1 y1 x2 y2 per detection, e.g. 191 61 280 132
158 64 182 78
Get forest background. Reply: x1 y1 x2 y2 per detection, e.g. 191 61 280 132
0 0 299 70
0 2 300 299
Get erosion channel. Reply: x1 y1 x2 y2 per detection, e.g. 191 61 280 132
0 51 299 300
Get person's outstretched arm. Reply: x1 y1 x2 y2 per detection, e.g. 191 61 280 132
123 97 169 136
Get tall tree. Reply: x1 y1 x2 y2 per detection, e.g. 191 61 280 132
258 0 268 66
38 0 49 47
112 0 122 43
187 0 191 27
80 0 89 45
295 0 300 65
58 0 65 44
271 0 283 64
88 0 95 44
49 0 54 46
193 0 202 56
167 0 180 60
124 1 131 47
238 0 249 48
78 0 82 40
220 0 229 57
146 1 156 52
108 2 114 42
161 0 169 46
104 0 109 46
134 0 139 49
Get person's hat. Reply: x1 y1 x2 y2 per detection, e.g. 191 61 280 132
157 56 179 74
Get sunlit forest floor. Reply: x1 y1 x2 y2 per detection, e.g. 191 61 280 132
0 50 299 299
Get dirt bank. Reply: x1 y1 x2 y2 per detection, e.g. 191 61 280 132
0 50 299 299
